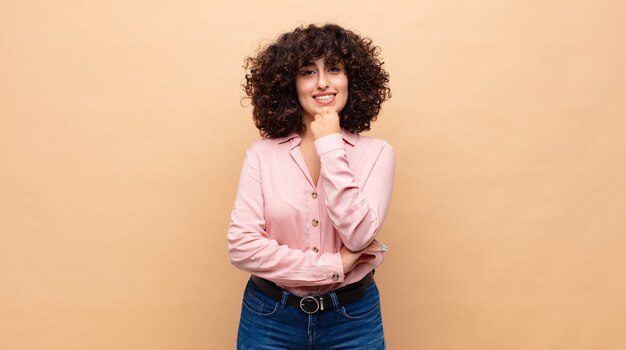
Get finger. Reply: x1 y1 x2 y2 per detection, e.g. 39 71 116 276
369 239 382 249
378 241 388 252
320 107 336 116
368 240 387 253
359 241 377 254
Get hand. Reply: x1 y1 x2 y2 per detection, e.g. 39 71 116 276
310 107 341 140
340 240 387 274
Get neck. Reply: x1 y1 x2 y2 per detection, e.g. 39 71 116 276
299 115 315 142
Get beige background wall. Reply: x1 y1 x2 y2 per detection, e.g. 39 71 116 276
1 0 625 349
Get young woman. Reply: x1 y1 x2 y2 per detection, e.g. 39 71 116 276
228 23 394 349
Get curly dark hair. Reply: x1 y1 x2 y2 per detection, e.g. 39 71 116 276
243 23 391 138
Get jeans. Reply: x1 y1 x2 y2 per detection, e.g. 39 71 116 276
237 277 385 349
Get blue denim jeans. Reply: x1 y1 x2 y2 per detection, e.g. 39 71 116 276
237 277 385 349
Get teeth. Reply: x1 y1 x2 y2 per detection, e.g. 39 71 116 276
314 95 334 101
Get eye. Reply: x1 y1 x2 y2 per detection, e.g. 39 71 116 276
327 65 345 74
298 69 316 76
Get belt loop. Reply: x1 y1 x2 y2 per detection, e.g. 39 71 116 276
279 290 289 310
329 291 340 312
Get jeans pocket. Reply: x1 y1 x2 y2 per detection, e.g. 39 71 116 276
340 283 381 320
242 280 280 317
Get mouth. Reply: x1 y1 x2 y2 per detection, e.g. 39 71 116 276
313 93 336 105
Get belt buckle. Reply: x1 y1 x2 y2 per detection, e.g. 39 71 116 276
299 296 320 314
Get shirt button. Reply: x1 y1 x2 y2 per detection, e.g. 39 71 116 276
312 192 318 199
312 219 319 227
312 247 319 253
331 273 340 281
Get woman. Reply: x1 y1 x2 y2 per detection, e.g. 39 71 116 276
228 23 394 349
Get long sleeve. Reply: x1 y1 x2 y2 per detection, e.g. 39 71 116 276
315 133 395 251
227 145 345 287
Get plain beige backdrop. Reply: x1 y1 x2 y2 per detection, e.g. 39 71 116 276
2 0 626 349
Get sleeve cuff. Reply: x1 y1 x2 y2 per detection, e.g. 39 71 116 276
314 133 344 157
321 252 345 283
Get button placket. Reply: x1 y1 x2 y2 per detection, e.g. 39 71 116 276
308 186 321 256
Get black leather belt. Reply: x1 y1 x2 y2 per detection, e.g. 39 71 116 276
250 272 374 314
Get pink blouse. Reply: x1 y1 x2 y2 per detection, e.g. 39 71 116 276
228 130 395 296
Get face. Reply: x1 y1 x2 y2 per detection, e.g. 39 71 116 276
295 57 349 121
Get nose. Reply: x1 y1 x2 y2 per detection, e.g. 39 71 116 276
317 71 329 90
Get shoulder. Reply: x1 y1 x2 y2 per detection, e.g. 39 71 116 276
245 135 294 156
248 135 288 149
247 138 274 152
353 133 394 154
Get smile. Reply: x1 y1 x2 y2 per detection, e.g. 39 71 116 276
313 94 336 105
